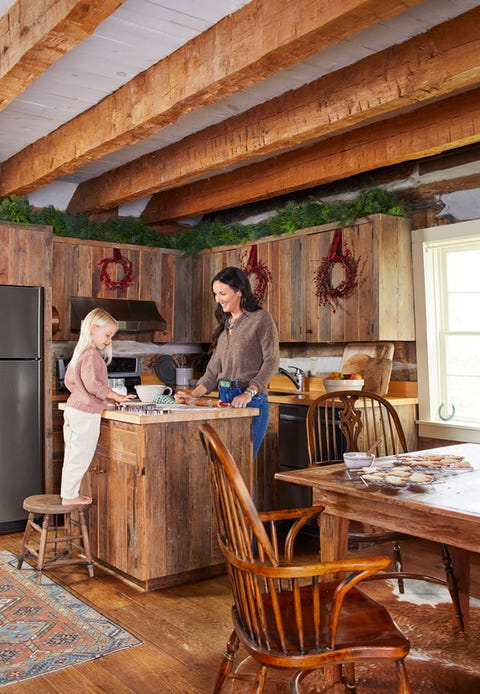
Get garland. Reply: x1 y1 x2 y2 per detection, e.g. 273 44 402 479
240 245 272 304
99 248 135 290
314 229 363 312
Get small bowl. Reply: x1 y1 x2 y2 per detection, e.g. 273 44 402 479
343 452 375 470
323 378 364 393
134 385 173 403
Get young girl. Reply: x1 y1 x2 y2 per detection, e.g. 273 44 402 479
61 308 134 505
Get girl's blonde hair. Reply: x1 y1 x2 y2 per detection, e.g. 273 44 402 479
69 309 118 368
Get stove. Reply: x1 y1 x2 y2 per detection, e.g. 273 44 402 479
56 356 141 394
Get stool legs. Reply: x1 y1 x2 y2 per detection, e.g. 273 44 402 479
17 512 35 570
77 509 94 578
17 504 94 578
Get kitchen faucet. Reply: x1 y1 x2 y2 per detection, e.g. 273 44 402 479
277 366 305 391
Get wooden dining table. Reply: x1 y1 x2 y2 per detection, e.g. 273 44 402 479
275 442 480 626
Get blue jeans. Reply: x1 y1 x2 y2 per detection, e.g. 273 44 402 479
218 387 269 459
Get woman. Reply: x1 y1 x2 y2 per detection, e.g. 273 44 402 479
176 266 279 458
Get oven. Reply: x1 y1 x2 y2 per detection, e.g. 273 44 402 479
56 356 141 394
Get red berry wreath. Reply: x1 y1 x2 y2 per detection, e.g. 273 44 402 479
314 229 363 311
241 245 272 304
99 248 135 290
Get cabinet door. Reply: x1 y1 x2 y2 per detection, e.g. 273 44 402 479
52 238 178 342
261 236 306 342
304 222 374 342
304 215 415 342
83 421 146 580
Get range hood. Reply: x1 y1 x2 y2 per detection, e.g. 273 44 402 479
70 297 166 332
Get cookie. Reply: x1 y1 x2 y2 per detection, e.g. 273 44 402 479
409 472 434 483
390 467 411 477
455 460 472 468
363 473 384 482
385 475 405 486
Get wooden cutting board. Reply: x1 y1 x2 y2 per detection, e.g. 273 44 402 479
341 343 394 395
362 357 393 395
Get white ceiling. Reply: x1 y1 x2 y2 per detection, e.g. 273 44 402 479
0 0 478 215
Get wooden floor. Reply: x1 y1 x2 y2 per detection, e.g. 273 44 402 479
1 529 479 693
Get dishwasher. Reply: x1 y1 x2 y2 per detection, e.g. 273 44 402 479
276 403 345 513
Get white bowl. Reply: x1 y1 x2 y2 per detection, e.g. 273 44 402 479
134 385 173 403
323 378 364 393
343 452 375 469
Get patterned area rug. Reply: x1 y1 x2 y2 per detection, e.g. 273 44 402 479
0 550 141 687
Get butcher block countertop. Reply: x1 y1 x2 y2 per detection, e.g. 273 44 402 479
265 377 418 406
58 401 258 424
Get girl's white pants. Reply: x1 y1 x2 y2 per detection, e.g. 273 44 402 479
60 407 101 499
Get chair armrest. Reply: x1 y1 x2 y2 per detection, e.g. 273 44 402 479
258 506 324 563
258 505 324 524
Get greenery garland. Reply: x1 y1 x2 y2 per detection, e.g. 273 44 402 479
0 186 405 256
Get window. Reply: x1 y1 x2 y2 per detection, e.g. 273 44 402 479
412 219 480 443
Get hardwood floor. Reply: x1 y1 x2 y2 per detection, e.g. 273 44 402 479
1 530 479 693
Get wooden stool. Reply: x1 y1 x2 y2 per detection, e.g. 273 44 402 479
17 494 94 578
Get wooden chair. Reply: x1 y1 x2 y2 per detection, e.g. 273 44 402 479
199 422 411 694
306 390 464 629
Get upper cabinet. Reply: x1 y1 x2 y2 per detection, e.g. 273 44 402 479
52 237 187 342
303 214 415 342
192 214 415 343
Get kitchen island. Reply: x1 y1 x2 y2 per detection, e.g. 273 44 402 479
60 403 256 590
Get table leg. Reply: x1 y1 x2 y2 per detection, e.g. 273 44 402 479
318 510 349 686
448 546 470 628
319 512 349 562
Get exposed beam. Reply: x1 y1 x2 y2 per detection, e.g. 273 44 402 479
0 0 125 110
139 89 480 222
68 7 480 215
0 0 425 197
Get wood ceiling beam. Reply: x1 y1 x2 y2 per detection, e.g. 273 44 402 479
0 0 425 197
67 7 480 215
0 0 125 110
139 89 480 222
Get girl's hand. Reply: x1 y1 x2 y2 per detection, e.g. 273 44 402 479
109 390 136 403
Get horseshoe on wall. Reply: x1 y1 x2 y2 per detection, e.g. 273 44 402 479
438 403 455 421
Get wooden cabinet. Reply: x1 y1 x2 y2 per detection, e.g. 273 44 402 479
52 237 188 342
82 412 253 589
191 214 415 343
303 215 415 342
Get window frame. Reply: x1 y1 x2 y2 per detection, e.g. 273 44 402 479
412 219 480 443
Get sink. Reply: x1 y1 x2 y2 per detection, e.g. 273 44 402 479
268 391 308 398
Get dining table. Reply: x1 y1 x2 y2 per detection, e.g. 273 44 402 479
275 442 480 627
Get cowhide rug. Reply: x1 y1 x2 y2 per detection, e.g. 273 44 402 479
228 579 480 693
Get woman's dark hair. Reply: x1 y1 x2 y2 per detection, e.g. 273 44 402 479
209 266 260 351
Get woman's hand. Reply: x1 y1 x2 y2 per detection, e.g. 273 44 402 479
175 384 208 404
231 391 253 408
174 389 191 403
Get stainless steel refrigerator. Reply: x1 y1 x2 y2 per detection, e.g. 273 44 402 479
0 285 43 529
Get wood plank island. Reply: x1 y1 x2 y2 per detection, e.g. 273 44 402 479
59 404 256 590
